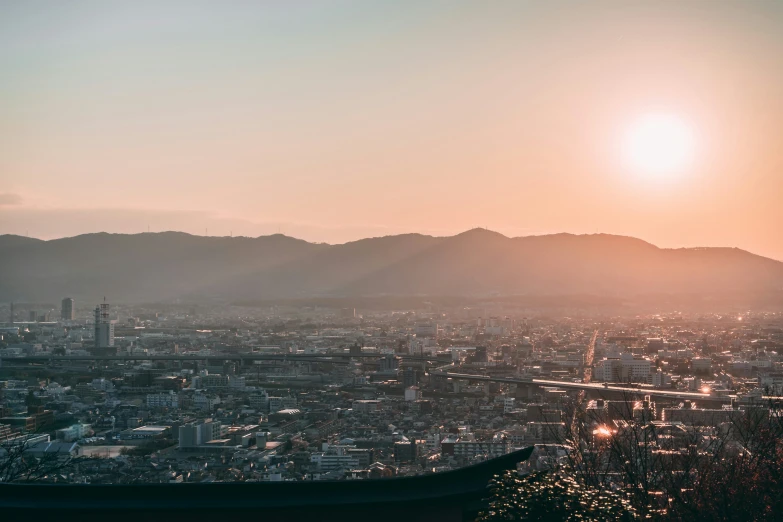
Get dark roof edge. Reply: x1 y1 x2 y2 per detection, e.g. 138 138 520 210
0 446 534 510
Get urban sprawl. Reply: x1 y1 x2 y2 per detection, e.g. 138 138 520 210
1 299 781 484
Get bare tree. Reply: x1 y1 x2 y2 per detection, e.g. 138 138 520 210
538 392 783 521
478 468 636 521
0 430 77 483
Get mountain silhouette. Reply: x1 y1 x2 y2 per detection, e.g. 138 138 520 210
1 230 781 304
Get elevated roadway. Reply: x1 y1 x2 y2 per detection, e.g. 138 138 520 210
429 368 730 403
0 353 439 365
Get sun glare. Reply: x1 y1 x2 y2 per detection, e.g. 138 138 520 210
624 113 695 177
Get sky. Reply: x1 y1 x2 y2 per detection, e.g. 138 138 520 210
1 1 782 259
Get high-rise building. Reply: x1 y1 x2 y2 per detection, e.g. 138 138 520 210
403 367 420 388
380 354 400 372
61 298 75 321
29 311 37 322
178 419 221 448
94 302 114 350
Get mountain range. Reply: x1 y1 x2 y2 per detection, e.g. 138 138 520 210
1 229 782 305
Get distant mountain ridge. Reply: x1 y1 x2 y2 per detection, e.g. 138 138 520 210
1 229 782 304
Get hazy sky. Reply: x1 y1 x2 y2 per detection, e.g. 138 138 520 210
1 1 782 258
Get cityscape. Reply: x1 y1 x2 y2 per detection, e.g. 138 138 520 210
2 1 783 520
2 294 783 518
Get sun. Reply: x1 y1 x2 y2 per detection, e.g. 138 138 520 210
623 113 695 177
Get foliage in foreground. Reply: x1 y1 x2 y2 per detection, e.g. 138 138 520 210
479 395 783 521
477 470 636 521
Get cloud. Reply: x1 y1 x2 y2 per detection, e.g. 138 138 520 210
0 193 22 205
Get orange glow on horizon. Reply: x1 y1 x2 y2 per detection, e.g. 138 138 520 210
1 2 782 260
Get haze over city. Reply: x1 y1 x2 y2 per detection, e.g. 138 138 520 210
2 1 783 259
3 3 783 521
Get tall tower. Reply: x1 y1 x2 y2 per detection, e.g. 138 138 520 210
9 302 14 324
61 298 75 321
94 301 114 350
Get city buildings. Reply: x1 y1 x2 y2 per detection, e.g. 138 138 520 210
0 303 780 488
593 352 652 383
147 391 179 409
93 302 114 353
61 298 75 321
